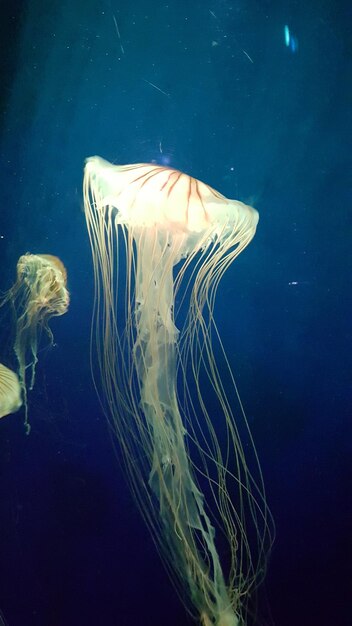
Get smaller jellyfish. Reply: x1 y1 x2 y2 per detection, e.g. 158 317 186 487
0 363 22 419
1 254 69 432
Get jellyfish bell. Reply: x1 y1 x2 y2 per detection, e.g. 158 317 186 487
84 156 258 240
0 363 22 419
15 253 69 313
84 156 273 626
1 253 69 432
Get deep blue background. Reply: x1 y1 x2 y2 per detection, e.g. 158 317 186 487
0 1 351 625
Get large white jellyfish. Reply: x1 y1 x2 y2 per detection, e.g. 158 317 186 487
83 157 274 626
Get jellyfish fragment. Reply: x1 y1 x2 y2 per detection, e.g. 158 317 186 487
0 363 22 419
84 157 274 625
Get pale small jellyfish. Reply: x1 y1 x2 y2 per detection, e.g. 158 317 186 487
1 253 69 432
83 157 274 625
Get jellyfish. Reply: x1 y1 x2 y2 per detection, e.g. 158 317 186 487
1 254 69 432
83 157 274 626
0 363 22 419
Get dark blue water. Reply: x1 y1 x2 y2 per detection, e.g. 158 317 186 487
0 1 350 625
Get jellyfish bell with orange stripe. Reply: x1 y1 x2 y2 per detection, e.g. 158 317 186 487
84 156 274 626
1 253 69 432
